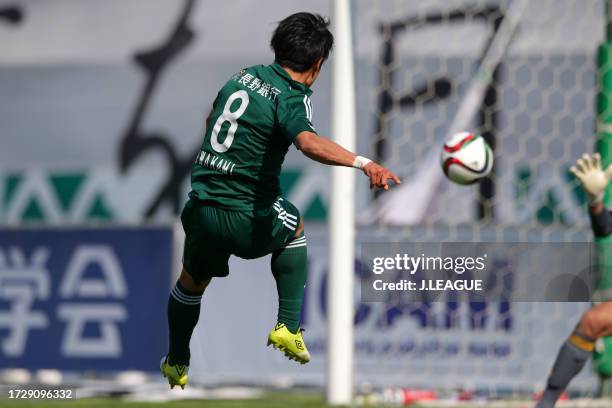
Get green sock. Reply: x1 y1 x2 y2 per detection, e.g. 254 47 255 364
167 281 203 366
271 233 307 334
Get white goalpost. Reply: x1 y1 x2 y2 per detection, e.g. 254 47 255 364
327 0 356 404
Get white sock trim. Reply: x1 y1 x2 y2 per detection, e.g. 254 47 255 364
171 284 202 305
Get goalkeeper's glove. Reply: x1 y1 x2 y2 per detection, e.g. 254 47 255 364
570 153 612 205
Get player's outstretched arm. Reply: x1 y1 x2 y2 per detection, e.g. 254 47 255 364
294 131 401 190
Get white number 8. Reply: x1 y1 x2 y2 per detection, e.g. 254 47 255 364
210 90 249 153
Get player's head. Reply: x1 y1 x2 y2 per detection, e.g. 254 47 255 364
271 12 334 86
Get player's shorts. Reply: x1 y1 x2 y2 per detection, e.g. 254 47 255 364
180 197 301 282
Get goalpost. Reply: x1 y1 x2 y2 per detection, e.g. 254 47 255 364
327 0 356 404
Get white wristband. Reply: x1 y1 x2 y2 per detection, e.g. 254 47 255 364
353 156 372 169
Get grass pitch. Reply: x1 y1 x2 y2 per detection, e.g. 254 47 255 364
1 392 324 408
1 392 610 408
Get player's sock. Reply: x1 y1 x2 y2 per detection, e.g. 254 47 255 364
167 281 203 366
271 232 307 334
536 330 595 408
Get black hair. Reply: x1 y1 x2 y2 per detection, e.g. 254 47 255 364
270 12 334 73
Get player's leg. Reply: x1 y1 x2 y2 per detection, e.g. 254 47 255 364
167 268 210 367
161 268 209 389
271 218 306 334
162 201 230 388
233 198 310 363
536 301 612 408
267 220 310 364
264 199 310 363
577 301 612 338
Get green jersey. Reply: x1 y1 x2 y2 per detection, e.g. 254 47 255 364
190 63 317 211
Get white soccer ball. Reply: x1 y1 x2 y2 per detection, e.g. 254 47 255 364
440 131 493 185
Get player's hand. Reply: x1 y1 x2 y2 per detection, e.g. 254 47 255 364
363 162 401 191
570 153 612 204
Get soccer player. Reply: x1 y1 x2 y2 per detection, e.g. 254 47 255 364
536 153 612 407
160 12 400 389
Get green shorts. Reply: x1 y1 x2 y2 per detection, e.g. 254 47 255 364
180 197 301 282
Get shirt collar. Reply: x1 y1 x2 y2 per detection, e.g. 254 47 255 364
270 62 313 96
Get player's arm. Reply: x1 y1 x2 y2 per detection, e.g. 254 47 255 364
590 206 612 237
570 153 612 236
279 94 399 190
294 131 400 190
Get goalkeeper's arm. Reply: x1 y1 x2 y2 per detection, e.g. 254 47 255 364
294 131 401 190
590 207 612 237
570 153 612 237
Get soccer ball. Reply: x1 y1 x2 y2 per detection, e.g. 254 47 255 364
440 132 493 185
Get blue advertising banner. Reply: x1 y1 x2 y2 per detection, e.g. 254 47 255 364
0 227 173 371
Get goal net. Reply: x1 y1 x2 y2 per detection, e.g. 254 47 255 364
350 0 604 399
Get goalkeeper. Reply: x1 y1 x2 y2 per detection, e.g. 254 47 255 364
536 153 612 408
160 12 400 389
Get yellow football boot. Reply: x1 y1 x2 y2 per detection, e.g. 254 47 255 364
160 355 189 389
267 323 311 364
